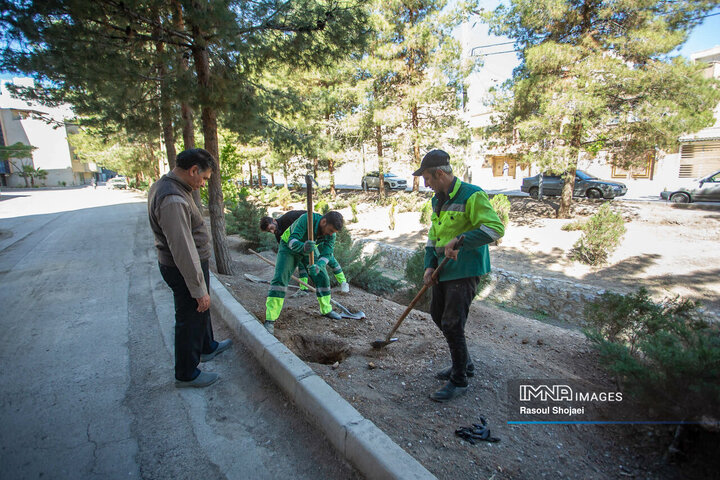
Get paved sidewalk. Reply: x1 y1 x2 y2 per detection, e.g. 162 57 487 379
0 188 357 479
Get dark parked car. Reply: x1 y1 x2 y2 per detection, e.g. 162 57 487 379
660 170 720 203
361 171 407 191
521 170 627 199
248 175 269 186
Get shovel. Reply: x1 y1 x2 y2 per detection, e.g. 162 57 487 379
247 248 366 320
371 236 464 349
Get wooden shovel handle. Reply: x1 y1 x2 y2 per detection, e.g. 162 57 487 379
382 235 465 342
306 174 314 265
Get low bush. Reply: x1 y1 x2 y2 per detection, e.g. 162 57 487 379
350 203 358 223
315 200 330 214
332 228 399 295
226 196 276 251
419 201 432 225
490 194 510 229
389 200 396 230
571 203 625 265
561 219 586 231
584 288 720 422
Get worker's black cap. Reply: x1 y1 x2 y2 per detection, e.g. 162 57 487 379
413 149 450 176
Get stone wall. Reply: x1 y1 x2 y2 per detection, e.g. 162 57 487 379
359 240 719 325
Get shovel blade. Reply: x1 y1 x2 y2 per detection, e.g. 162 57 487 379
370 338 398 349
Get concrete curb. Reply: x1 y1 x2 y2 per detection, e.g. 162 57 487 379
209 274 436 480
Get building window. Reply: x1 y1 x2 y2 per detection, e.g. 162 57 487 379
679 143 720 178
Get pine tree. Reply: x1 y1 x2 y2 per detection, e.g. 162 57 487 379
487 0 720 218
1 0 369 274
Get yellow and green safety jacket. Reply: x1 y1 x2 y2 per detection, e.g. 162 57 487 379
424 177 504 281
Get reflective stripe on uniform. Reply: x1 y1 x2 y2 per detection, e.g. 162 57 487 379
480 224 502 241
315 286 332 296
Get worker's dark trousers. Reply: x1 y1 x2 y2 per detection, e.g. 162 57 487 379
430 276 480 387
159 260 218 381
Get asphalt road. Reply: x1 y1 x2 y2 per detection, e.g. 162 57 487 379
0 187 357 480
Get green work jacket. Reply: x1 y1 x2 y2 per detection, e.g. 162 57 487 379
281 212 336 263
424 178 504 281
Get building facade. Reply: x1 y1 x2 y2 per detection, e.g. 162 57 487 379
0 78 97 188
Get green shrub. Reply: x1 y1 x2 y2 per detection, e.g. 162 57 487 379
571 203 626 265
389 200 396 230
561 219 586 231
277 187 292 210
350 203 358 223
332 228 399 295
419 201 432 225
404 244 427 294
584 288 720 421
490 194 510 229
226 196 275 251
315 200 330 214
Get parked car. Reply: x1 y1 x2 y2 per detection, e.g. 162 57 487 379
106 176 128 189
521 170 627 199
361 171 407 191
248 175 269 186
660 170 720 203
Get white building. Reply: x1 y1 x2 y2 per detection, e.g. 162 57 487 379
0 78 97 187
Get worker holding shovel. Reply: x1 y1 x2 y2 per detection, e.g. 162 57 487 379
260 211 350 295
415 149 505 402
263 211 345 335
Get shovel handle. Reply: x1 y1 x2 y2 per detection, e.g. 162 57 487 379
382 235 465 342
306 174 314 265
249 248 317 293
248 248 354 315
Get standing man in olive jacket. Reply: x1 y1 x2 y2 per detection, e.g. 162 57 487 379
148 148 232 388
415 149 505 402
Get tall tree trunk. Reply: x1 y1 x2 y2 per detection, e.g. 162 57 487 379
375 125 385 203
171 0 201 210
411 104 421 192
256 160 262 188
313 158 318 180
270 172 275 187
326 113 336 198
557 122 583 219
329 157 336 198
190 27 232 275
248 164 253 186
558 167 576 219
154 20 176 171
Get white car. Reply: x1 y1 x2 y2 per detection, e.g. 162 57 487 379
660 170 720 203
106 177 128 189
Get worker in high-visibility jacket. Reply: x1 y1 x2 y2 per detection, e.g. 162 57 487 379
260 210 350 294
416 149 505 403
263 211 344 335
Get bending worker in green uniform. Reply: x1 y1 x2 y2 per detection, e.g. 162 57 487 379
416 149 505 402
260 210 350 295
264 211 345 335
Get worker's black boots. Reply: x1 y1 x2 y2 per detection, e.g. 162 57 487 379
435 362 475 381
430 381 468 402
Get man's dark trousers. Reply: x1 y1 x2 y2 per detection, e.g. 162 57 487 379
159 260 218 381
430 276 480 387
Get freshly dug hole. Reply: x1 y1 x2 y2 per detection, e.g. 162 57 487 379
289 334 351 365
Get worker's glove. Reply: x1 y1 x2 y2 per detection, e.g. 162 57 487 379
303 240 318 255
308 259 327 276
